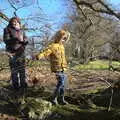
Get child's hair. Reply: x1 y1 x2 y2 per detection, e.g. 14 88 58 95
8 17 21 26
54 30 66 43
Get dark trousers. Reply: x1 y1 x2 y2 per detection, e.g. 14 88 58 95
9 53 27 89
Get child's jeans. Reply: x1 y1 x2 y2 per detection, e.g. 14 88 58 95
54 71 67 96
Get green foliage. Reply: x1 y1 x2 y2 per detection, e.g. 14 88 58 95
73 60 120 70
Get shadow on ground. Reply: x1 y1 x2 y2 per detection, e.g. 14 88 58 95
0 81 120 120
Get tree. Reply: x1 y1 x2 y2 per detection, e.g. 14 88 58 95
73 0 120 20
65 0 120 63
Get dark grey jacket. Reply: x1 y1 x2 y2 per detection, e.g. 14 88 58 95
3 26 28 55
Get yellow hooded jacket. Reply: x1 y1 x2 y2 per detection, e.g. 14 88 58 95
37 43 67 72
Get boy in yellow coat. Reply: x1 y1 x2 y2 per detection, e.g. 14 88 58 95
34 30 70 105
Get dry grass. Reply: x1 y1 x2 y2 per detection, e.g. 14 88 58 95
0 64 120 94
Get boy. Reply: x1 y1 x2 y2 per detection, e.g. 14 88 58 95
33 30 70 105
3 17 28 90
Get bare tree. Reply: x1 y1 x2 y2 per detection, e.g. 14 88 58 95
65 2 119 63
73 0 120 20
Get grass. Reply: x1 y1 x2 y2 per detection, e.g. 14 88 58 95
50 104 120 120
73 60 120 70
0 58 120 119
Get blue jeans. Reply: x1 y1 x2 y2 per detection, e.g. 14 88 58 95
9 53 27 89
54 71 67 96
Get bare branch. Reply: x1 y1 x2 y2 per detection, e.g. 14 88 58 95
0 12 9 22
73 0 120 20
8 0 17 16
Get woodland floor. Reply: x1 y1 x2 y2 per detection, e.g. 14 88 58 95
0 64 120 120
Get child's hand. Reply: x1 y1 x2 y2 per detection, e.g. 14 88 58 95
31 54 38 60
6 52 15 58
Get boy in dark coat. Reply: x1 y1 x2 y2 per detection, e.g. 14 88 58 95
3 17 28 90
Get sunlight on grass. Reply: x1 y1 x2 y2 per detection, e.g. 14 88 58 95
73 60 120 70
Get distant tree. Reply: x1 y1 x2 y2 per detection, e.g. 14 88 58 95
65 0 120 63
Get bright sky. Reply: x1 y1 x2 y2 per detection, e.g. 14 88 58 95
0 0 120 37
109 0 120 5
0 0 74 48
108 0 120 10
0 0 74 34
0 0 120 49
0 0 120 33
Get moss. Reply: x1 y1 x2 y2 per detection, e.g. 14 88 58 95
0 84 120 120
82 87 106 94
49 104 118 120
73 60 120 70
49 104 81 120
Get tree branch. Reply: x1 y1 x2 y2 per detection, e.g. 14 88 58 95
73 0 120 20
0 12 9 22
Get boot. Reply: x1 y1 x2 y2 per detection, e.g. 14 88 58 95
60 95 68 105
52 90 59 105
52 97 58 105
60 88 68 105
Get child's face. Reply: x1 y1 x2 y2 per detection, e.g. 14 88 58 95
12 19 20 28
61 34 68 43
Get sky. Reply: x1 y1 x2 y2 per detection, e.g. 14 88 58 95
0 0 74 35
0 0 120 34
109 0 120 5
0 0 120 41
0 0 75 48
0 0 120 49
